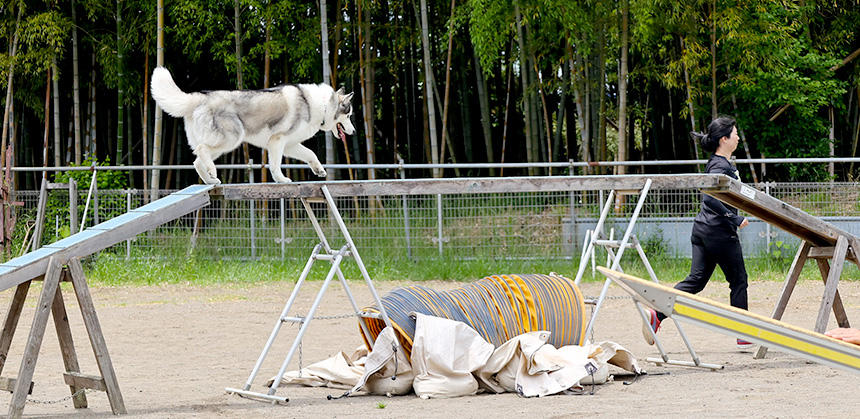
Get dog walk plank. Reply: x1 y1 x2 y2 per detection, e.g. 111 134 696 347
0 184 213 290
597 266 860 375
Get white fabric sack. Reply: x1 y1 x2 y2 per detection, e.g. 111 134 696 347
267 349 366 389
476 333 642 397
349 326 414 396
410 313 494 399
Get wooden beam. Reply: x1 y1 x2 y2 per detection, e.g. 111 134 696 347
9 257 63 418
51 274 88 408
0 282 29 375
0 377 32 394
814 236 849 332
68 258 126 415
216 174 731 200
754 241 810 359
63 372 106 392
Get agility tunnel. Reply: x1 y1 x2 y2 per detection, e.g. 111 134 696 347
359 274 588 360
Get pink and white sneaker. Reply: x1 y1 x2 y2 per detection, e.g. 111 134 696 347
736 339 755 350
641 308 661 345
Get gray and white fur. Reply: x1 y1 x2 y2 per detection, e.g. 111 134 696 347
150 66 355 184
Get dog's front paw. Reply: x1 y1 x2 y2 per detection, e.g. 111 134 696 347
204 177 222 185
312 166 327 178
274 177 293 183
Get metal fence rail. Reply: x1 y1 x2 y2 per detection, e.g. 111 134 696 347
7 181 859 262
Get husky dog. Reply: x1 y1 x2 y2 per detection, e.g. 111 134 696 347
150 67 355 184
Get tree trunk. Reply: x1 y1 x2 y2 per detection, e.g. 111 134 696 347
500 45 513 175
320 0 334 180
617 0 629 175
52 58 61 168
681 37 702 171
1 6 22 172
571 50 590 168
151 0 165 201
597 24 607 167
534 60 553 173
261 6 271 183
438 0 456 168
116 0 125 165
514 3 534 175
555 57 567 163
142 38 150 191
43 69 52 179
360 2 376 181
72 0 82 165
89 53 97 158
473 51 494 175
710 0 717 119
419 0 440 176
235 0 249 177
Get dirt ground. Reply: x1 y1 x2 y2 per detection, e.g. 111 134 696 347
2 274 859 418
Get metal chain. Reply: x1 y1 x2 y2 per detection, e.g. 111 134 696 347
291 312 366 321
27 388 88 405
585 295 632 301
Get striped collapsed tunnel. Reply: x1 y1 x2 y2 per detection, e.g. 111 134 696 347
359 274 588 360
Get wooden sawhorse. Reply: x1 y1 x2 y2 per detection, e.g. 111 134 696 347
754 236 859 359
0 255 125 418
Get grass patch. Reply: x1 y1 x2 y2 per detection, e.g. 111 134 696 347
82 251 859 287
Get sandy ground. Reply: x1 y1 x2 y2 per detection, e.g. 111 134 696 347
1 274 859 418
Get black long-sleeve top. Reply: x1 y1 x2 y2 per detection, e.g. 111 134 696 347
692 154 746 238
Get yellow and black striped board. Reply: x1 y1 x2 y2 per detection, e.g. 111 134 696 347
596 267 860 375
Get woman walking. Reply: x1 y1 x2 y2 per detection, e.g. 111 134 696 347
642 115 754 349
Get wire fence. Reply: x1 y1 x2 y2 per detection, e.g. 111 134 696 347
8 180 859 262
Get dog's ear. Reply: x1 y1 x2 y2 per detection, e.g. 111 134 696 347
336 87 345 95
343 92 354 102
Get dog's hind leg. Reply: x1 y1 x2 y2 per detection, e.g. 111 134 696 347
192 145 222 184
266 139 292 183
284 143 327 178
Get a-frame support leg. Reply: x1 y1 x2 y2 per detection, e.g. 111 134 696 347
0 281 31 377
51 270 88 409
754 241 810 359
814 235 849 333
67 257 126 415
9 258 63 418
755 237 851 359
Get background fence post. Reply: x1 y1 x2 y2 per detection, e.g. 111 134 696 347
93 167 100 225
249 159 256 260
69 178 78 235
280 198 285 260
436 194 443 256
399 158 412 259
126 189 131 259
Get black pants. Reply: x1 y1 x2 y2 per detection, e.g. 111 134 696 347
657 233 748 321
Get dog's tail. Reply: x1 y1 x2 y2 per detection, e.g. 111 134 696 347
151 67 201 118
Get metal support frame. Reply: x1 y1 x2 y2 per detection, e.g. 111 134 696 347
226 185 401 404
573 179 722 371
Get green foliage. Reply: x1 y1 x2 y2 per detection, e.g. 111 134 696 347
53 156 129 190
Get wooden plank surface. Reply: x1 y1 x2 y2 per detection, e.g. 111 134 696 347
216 174 732 199
702 178 858 248
0 185 213 292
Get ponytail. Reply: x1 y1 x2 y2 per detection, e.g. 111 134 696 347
691 116 736 153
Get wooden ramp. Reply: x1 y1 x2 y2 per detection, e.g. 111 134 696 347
0 184 212 418
597 267 860 375
700 178 859 358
